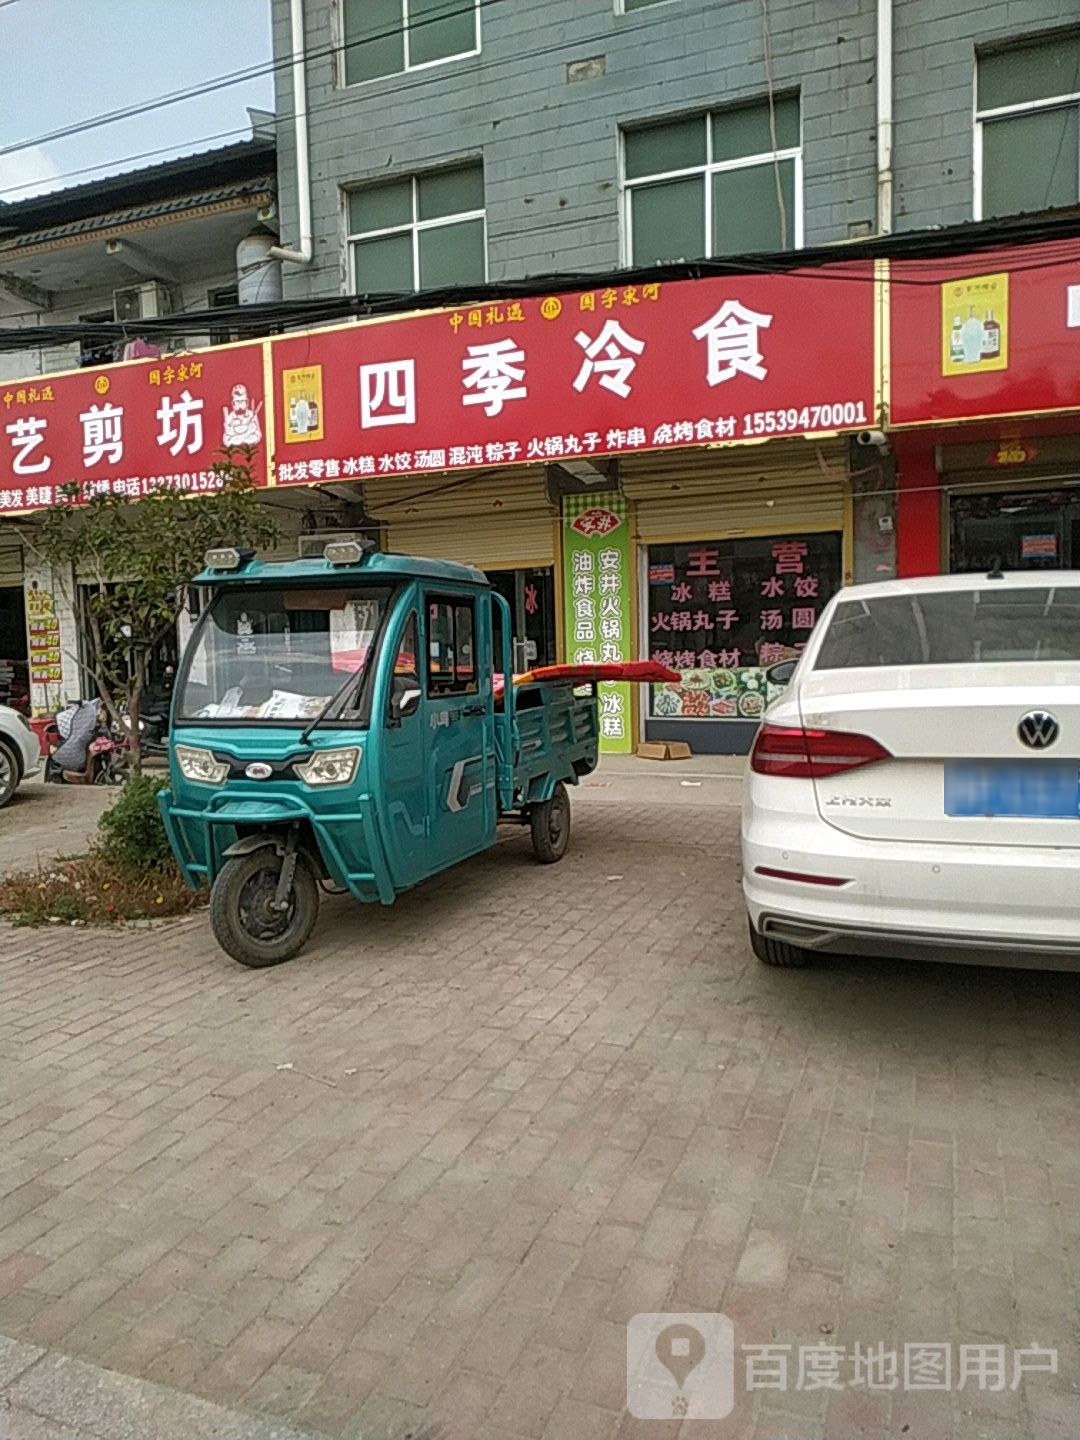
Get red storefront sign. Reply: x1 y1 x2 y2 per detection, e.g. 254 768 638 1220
0 341 268 514
890 242 1080 426
270 267 876 487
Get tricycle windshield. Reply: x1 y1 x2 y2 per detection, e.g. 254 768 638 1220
176 584 394 724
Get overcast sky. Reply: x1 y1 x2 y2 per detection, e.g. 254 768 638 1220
0 0 275 202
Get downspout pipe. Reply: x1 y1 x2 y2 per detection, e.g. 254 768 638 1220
270 0 313 265
876 0 893 234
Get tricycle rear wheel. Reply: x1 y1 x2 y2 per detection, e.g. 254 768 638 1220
530 782 571 864
210 850 319 967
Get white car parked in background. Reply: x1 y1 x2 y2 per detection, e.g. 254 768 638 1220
743 572 1080 969
0 702 42 808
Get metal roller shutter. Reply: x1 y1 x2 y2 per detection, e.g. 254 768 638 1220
624 440 847 541
365 467 556 570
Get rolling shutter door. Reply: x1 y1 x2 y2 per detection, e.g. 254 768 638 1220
365 467 556 570
624 440 847 541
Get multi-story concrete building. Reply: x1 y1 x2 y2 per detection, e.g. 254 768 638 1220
258 2 1080 752
271 0 1079 296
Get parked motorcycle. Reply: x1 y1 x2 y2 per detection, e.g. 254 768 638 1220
44 700 130 785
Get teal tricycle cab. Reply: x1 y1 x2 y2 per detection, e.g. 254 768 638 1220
160 543 599 966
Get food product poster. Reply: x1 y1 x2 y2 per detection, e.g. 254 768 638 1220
940 272 1008 377
562 493 633 754
647 533 842 721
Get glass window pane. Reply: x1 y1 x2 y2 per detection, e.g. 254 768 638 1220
624 116 706 180
408 0 476 67
624 0 667 7
348 178 413 236
342 0 405 84
713 97 799 161
417 163 484 220
418 217 486 288
630 176 705 263
982 107 1079 217
352 232 413 293
978 37 1080 111
712 158 796 254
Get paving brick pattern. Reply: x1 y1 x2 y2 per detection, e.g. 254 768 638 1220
2 788 1080 1438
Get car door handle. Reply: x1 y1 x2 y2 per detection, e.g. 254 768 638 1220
461 704 487 717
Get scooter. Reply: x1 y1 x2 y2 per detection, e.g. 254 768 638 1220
44 701 130 785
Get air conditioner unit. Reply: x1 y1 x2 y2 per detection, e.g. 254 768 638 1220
112 281 174 323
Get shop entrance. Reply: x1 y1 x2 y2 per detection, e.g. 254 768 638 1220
950 486 1080 572
485 567 556 670
0 584 28 711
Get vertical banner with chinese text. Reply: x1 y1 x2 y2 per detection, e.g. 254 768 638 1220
562 493 634 754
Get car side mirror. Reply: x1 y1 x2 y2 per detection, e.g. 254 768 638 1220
766 659 797 687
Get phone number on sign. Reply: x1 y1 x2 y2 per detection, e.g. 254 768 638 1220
741 401 869 437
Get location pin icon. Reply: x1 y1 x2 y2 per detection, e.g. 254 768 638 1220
656 1322 706 1394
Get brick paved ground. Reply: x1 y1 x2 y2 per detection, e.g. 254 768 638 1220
2 777 1079 1439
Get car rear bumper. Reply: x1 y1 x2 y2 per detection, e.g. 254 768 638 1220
743 796 1080 961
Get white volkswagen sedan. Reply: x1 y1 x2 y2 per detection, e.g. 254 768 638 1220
743 572 1080 969
0 702 42 807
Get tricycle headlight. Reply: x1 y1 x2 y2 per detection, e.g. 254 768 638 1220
294 747 362 787
176 745 230 785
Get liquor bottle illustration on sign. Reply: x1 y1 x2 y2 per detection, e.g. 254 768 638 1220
981 309 1001 360
961 307 984 364
950 314 964 364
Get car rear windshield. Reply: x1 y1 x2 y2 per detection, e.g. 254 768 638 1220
814 587 1080 669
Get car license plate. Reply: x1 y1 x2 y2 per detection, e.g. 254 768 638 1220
944 760 1080 818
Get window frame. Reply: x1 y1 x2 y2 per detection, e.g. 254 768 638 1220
619 101 804 265
425 593 479 697
615 0 680 14
345 163 487 295
336 0 482 89
972 43 1080 221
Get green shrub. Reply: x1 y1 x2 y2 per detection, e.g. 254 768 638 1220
96 775 173 874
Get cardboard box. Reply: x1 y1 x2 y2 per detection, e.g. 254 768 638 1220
635 740 694 761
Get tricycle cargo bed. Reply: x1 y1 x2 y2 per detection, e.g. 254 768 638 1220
505 681 598 803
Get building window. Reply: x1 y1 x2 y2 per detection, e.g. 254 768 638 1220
621 0 674 9
623 97 801 263
207 285 239 345
976 34 1080 219
341 0 479 86
347 163 486 294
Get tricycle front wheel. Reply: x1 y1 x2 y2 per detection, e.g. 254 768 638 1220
210 850 319 967
530 782 571 864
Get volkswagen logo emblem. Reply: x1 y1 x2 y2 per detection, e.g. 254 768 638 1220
1017 711 1059 750
245 762 273 780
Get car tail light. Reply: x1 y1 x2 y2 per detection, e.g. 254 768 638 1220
750 723 892 779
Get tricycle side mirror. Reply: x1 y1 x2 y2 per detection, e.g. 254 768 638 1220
390 685 422 724
766 659 798 687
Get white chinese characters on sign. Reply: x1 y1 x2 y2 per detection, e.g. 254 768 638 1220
461 337 527 417
693 300 773 386
156 390 205 457
79 403 124 467
5 416 51 475
573 321 645 399
360 360 416 429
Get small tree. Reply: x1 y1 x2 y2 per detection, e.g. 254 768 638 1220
33 451 279 772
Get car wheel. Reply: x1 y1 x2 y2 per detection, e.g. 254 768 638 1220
0 739 19 808
748 918 812 968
